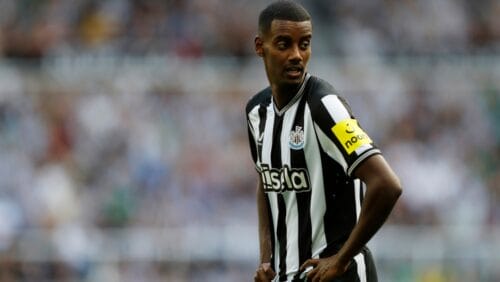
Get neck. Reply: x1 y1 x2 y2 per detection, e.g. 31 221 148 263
271 82 303 110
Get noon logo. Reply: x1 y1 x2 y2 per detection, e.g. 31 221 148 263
331 119 372 154
289 126 305 150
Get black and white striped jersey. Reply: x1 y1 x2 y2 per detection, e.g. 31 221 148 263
246 73 381 281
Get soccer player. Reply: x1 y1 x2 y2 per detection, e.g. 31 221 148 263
246 1 403 281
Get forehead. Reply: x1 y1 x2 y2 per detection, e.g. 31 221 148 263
268 20 312 38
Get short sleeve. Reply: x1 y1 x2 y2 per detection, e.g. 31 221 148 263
312 94 380 176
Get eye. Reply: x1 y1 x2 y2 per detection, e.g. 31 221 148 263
300 40 310 50
277 41 288 50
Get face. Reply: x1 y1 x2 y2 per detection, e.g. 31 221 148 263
255 20 312 92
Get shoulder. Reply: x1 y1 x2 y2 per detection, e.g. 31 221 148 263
307 75 338 97
305 75 353 119
246 87 272 115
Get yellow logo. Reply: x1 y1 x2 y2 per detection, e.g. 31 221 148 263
331 119 372 154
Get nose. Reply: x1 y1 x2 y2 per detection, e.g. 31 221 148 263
289 44 302 63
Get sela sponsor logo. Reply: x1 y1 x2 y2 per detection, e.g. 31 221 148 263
260 164 311 193
331 118 372 154
289 126 305 150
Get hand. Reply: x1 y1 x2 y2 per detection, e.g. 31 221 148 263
254 262 276 282
300 255 350 282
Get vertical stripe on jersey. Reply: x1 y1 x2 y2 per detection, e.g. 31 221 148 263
303 105 328 259
256 103 268 165
260 104 277 272
270 114 287 280
259 104 279 272
276 196 287 281
280 103 299 280
354 252 367 282
290 97 313 281
315 139 357 256
354 179 362 219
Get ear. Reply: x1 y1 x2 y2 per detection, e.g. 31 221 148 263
255 36 264 57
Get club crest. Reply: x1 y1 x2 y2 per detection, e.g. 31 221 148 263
289 126 305 150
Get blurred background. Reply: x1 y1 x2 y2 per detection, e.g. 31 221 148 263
0 0 498 281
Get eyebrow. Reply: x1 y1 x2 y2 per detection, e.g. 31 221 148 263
273 34 312 42
273 35 292 42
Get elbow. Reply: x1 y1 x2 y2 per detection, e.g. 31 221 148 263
374 174 402 203
389 177 403 201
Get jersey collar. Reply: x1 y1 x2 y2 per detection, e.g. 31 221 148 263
273 73 311 116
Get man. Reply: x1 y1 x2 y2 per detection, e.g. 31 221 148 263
246 1 402 281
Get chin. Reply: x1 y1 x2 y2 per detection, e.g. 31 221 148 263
279 81 302 93
286 76 304 86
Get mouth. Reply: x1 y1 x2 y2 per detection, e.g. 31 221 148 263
284 66 303 79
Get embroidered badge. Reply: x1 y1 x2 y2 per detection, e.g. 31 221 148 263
289 126 305 150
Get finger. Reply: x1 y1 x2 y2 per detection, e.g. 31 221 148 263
258 263 275 279
254 268 268 282
307 266 320 282
264 268 276 279
300 258 319 271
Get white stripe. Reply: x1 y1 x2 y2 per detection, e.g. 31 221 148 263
304 105 328 256
247 105 260 144
320 95 351 122
280 103 297 166
354 180 362 220
261 103 274 167
248 105 262 168
259 104 280 270
268 191 280 272
354 252 367 282
281 104 300 273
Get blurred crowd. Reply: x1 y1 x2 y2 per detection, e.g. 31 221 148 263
0 0 499 58
0 0 499 281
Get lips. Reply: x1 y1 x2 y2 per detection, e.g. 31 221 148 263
285 66 303 78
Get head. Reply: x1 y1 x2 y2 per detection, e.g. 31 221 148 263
255 1 312 93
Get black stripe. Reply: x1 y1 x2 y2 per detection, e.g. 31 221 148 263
276 195 287 281
271 114 287 280
290 96 312 281
317 150 357 258
265 194 276 272
247 124 258 164
257 103 268 164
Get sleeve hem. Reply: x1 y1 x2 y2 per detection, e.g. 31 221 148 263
347 149 381 177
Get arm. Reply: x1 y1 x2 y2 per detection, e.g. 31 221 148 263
337 154 402 266
301 154 402 280
257 177 273 264
254 177 276 282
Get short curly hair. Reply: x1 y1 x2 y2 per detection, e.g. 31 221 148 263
258 1 311 36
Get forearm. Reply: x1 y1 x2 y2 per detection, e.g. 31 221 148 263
257 178 272 263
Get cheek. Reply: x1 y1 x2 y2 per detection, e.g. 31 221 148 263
302 51 311 63
272 54 288 68
266 57 282 73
